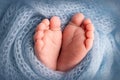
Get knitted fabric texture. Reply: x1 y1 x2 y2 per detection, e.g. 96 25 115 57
0 0 120 80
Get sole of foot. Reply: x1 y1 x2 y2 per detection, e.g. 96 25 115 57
57 13 94 71
34 16 62 70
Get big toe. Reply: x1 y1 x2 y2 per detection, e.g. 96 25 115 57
71 13 84 26
50 16 61 31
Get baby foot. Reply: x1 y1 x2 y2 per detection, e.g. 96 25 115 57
34 16 62 70
57 13 94 71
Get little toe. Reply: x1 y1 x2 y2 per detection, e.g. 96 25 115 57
86 31 94 39
34 31 44 42
50 16 61 31
34 39 44 54
85 39 93 51
70 13 84 26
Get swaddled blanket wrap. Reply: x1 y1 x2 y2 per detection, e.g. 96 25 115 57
0 0 120 80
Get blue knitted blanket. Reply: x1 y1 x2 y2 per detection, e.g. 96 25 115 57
0 0 120 80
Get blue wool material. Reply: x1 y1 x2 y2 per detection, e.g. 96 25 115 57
0 0 120 80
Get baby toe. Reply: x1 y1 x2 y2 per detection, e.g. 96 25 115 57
83 19 91 26
85 38 93 51
36 18 50 32
50 16 61 31
34 39 44 54
36 23 47 32
34 31 44 42
84 19 94 50
86 24 94 31
41 19 50 26
86 31 94 39
71 13 84 26
83 19 94 31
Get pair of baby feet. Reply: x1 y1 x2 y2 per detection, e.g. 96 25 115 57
34 13 94 72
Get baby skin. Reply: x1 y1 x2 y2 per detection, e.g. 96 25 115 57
34 13 94 72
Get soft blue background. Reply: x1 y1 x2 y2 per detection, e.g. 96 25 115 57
0 0 120 80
